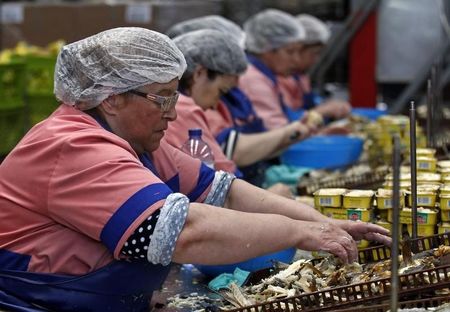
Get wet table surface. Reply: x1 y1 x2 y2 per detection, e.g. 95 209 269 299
151 264 220 311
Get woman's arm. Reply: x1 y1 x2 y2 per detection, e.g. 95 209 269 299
172 202 358 264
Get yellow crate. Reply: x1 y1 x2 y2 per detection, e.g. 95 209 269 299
441 210 450 222
417 158 437 172
376 189 405 209
388 208 438 225
406 224 436 237
343 190 374 209
313 188 347 208
438 222 450 234
322 207 347 220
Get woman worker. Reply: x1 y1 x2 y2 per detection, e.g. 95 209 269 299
278 14 351 121
0 27 390 312
165 29 311 191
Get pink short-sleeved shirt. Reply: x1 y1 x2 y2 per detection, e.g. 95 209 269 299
0 104 213 275
165 94 237 174
278 75 312 110
239 63 289 130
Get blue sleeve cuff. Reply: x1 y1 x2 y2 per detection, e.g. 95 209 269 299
100 183 173 253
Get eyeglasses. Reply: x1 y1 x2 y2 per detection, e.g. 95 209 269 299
128 90 179 112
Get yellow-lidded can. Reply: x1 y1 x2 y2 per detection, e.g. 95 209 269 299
313 188 347 208
346 208 372 222
438 160 450 169
440 185 450 195
388 208 438 225
376 188 405 209
322 207 347 220
405 224 436 237
441 210 450 222
417 157 437 172
357 240 370 249
343 190 375 209
416 148 436 157
406 189 437 208
438 222 450 234
417 173 441 184
439 194 450 210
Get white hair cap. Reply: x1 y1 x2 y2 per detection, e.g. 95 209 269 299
244 9 305 53
54 27 187 110
166 15 246 49
173 29 247 76
296 14 330 44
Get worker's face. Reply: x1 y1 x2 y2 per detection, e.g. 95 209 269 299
296 44 324 73
105 78 179 154
266 42 301 76
191 68 238 110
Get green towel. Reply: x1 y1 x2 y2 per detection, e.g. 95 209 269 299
264 165 311 188
207 268 250 291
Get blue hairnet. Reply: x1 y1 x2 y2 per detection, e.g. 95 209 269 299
297 14 330 44
54 27 187 110
244 9 305 53
173 29 247 76
166 15 245 48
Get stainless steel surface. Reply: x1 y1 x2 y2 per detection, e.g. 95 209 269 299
151 264 215 312
409 101 418 242
390 135 401 312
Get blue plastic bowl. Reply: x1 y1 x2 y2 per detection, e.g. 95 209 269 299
352 108 387 121
280 135 363 169
194 247 296 277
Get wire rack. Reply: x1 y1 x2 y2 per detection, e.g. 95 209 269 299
226 233 450 312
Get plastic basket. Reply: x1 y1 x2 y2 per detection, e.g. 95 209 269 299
194 248 296 277
0 106 26 155
281 135 364 169
0 62 26 110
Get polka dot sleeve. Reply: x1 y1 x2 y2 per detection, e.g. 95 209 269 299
120 209 161 259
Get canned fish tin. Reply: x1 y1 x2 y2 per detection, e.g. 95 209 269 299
417 173 441 184
343 190 375 209
376 188 405 209
438 160 450 169
346 208 372 222
390 208 438 225
440 185 450 195
438 222 450 234
322 207 347 220
416 148 436 157
313 188 347 208
439 194 450 210
406 224 436 237
406 189 437 208
441 210 450 222
417 157 437 172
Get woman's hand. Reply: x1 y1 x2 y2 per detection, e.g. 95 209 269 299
315 99 352 120
331 219 392 246
299 221 358 264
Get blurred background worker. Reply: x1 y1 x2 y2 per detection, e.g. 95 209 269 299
278 14 352 122
165 29 310 196
239 9 306 130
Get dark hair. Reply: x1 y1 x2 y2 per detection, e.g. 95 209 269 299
178 68 222 93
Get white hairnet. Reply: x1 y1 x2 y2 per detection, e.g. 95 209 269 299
54 27 187 110
244 9 305 53
173 29 247 76
296 14 330 44
166 15 246 49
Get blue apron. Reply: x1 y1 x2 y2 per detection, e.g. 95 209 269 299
0 260 171 311
220 87 270 187
0 114 172 311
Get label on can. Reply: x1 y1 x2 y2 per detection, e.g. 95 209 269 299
418 162 430 170
319 197 333 206
417 197 430 205
383 199 393 208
